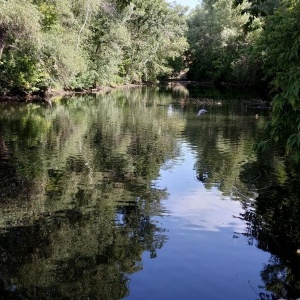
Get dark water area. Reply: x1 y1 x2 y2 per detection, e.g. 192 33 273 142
0 85 299 300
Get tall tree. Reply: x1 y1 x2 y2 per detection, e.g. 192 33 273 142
87 0 188 85
260 0 300 160
187 0 248 83
123 0 188 82
0 0 188 93
0 0 41 61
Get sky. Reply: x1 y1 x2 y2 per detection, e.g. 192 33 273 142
167 0 201 9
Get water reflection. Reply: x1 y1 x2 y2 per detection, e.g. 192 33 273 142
178 89 300 299
0 88 183 299
239 157 300 300
186 103 260 198
0 86 300 299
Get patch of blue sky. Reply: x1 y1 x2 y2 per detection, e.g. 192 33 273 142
167 0 201 10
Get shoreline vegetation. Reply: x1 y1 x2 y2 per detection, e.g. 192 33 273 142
0 83 147 103
0 0 299 159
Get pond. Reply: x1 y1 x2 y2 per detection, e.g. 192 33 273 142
0 85 299 300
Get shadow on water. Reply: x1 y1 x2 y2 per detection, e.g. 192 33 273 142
239 156 300 300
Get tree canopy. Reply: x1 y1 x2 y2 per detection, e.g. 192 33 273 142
0 0 187 92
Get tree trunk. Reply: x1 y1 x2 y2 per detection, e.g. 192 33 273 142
0 28 7 61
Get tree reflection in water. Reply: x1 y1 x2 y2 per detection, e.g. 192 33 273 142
183 93 300 299
240 157 300 300
2 86 300 299
0 88 184 299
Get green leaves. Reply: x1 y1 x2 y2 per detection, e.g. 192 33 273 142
233 0 278 31
0 0 188 93
186 0 300 162
187 0 249 83
0 0 42 59
88 0 188 85
259 0 300 160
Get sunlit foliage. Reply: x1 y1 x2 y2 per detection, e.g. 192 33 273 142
0 0 187 93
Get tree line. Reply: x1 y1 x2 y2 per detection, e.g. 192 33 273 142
0 0 188 93
0 0 299 158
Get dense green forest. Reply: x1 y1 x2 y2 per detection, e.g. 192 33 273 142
0 0 299 158
0 0 188 92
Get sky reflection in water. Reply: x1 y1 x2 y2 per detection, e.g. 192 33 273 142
128 142 271 300
0 87 292 300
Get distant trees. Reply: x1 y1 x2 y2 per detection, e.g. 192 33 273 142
260 0 300 160
235 0 300 160
186 0 300 160
80 0 188 86
186 0 260 84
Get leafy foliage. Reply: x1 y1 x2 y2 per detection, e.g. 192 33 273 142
0 0 188 93
260 1 300 159
233 0 279 31
186 0 251 83
1 0 299 162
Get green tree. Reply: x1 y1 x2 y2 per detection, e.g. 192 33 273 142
0 0 41 61
87 0 188 86
123 0 188 82
260 0 300 160
187 0 249 83
0 0 46 92
0 0 188 93
0 0 134 93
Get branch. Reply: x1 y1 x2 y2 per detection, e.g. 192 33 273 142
77 1 90 51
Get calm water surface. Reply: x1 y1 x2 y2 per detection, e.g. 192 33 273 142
0 85 299 300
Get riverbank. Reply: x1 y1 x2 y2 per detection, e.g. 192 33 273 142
0 80 270 104
0 83 147 103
